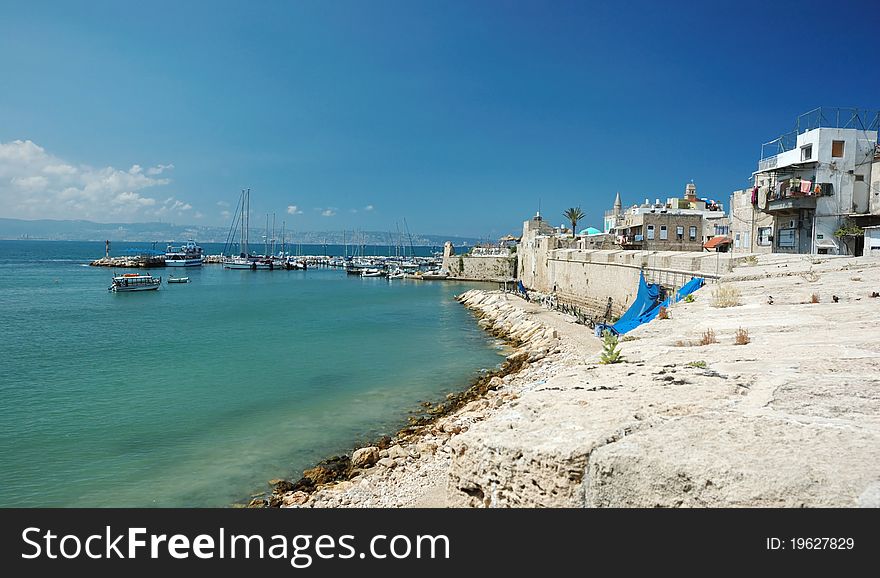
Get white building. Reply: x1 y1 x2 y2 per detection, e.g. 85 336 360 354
753 107 879 255
864 225 880 255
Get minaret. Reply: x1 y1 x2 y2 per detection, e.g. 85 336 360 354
613 191 622 216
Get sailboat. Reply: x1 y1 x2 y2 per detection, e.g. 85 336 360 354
223 189 272 270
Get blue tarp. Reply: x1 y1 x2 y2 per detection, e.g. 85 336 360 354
595 273 705 337
517 280 530 301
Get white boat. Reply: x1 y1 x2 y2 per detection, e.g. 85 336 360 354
407 270 447 280
109 273 161 292
361 268 385 277
387 269 405 279
167 276 190 284
165 240 203 267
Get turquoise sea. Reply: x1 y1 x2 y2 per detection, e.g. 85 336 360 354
0 240 503 507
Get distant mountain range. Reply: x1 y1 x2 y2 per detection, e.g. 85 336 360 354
0 218 481 246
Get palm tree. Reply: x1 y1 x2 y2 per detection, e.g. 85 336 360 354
563 207 585 236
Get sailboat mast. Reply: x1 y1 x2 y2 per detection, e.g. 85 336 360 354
245 188 251 257
240 189 246 256
404 218 415 259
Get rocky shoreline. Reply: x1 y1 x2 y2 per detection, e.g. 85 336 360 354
247 289 567 508
254 255 880 508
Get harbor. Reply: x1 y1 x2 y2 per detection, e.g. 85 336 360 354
0 239 501 507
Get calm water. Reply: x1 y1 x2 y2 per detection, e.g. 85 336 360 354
0 241 502 507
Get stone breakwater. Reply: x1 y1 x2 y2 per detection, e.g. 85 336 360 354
267 254 880 508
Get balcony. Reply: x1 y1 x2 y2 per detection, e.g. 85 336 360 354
763 182 830 212
766 196 817 212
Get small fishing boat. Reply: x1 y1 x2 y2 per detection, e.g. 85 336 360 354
361 268 385 277
387 269 405 279
167 276 190 284
108 273 161 292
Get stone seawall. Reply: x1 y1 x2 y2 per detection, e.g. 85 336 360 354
518 244 746 316
442 254 517 282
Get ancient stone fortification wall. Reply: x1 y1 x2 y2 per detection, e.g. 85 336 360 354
444 254 517 282
518 238 744 316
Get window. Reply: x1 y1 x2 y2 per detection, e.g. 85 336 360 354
832 140 845 158
660 225 668 240
777 228 796 248
689 226 697 241
757 227 772 246
800 144 812 161
734 233 741 248
676 226 684 240
855 174 865 182
646 225 655 240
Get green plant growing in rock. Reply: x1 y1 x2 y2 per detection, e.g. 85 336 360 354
684 294 696 303
743 255 759 266
599 330 625 364
686 360 707 369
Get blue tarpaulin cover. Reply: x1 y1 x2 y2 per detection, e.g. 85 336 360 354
595 273 704 337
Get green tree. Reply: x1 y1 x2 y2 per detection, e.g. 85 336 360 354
834 221 864 255
563 207 585 236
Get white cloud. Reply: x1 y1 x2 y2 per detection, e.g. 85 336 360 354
217 200 230 207
194 211 204 219
349 208 358 213
321 208 336 217
0 139 191 221
220 210 231 219
146 163 174 175
287 205 303 215
364 204 374 211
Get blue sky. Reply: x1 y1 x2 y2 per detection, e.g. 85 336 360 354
1 0 878 238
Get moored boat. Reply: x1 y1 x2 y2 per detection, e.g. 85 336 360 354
108 273 161 292
167 276 190 283
165 240 203 267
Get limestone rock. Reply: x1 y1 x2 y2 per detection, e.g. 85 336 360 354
377 457 397 469
281 491 310 507
388 444 408 459
351 446 380 469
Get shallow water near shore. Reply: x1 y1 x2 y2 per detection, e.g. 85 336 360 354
0 240 503 507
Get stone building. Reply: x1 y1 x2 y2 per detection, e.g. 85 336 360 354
614 210 703 252
729 188 774 253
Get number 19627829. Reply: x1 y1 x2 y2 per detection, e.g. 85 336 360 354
766 537 854 550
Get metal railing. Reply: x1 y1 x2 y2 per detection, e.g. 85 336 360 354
760 107 880 160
